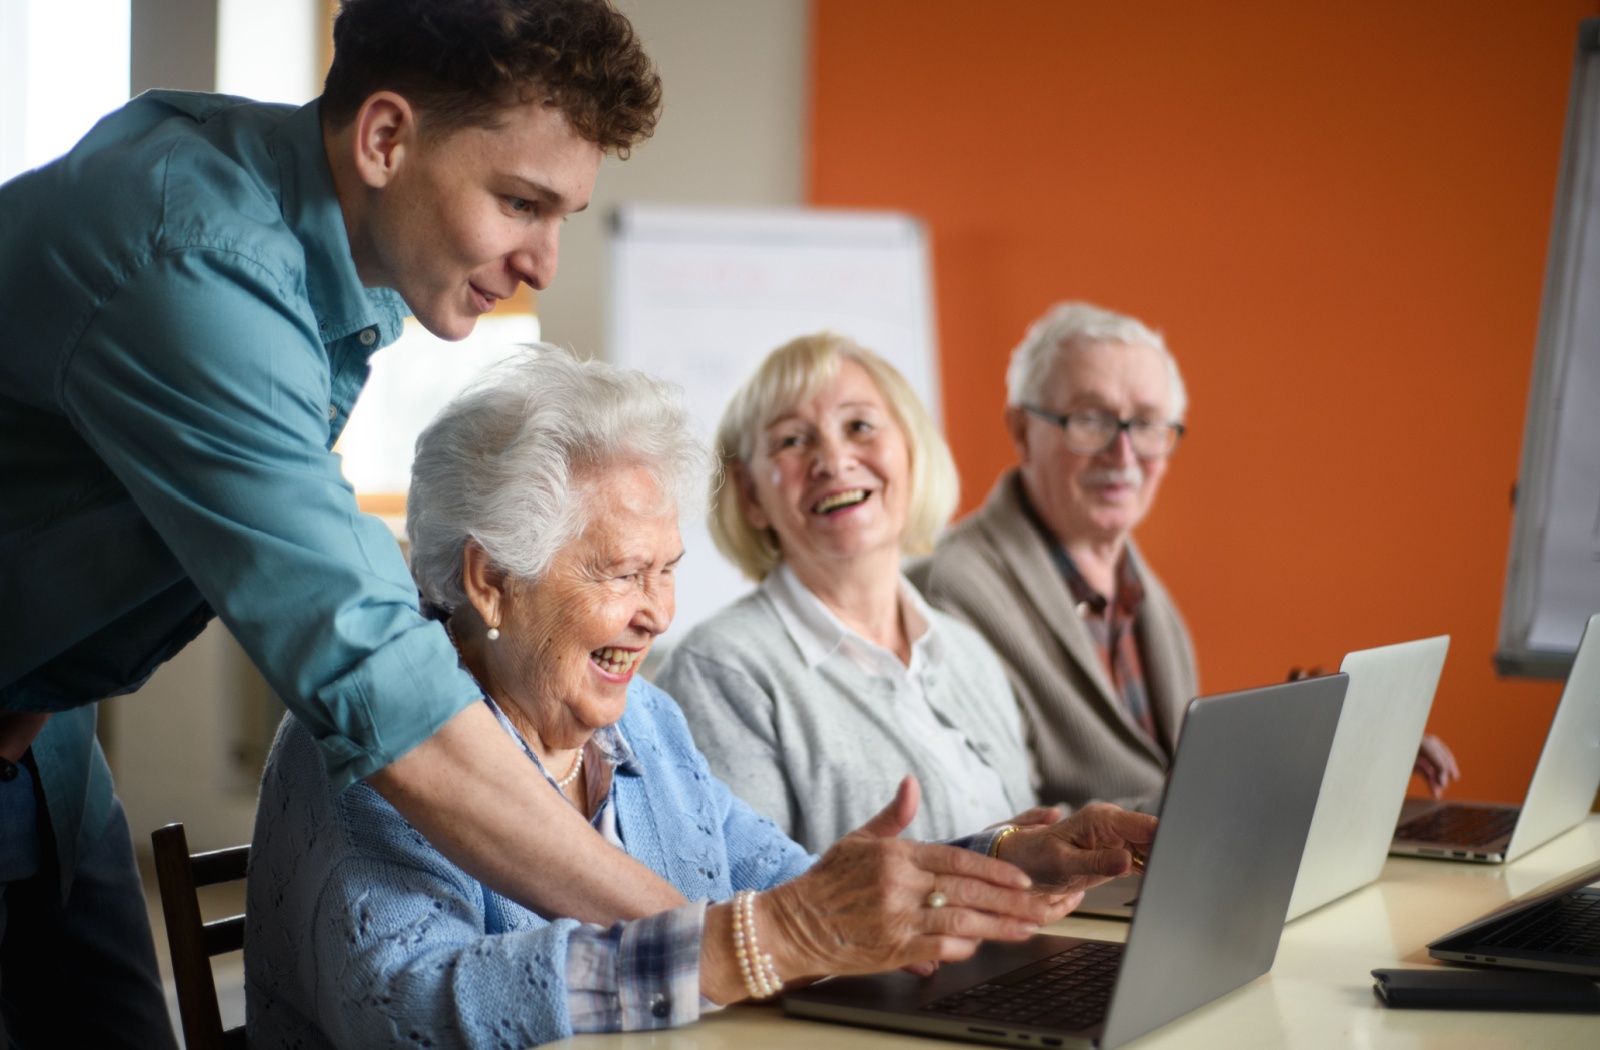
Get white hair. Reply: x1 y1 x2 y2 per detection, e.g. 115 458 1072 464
1005 301 1188 421
406 345 710 611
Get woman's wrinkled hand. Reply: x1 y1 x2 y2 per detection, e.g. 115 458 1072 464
997 803 1158 896
758 776 1060 981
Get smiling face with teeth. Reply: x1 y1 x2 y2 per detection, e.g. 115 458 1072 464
461 464 683 756
736 358 913 592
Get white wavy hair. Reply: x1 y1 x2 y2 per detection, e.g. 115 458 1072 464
406 345 710 611
1005 301 1188 421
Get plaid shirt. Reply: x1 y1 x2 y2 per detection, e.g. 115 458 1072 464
566 901 709 1032
1016 494 1158 743
1058 552 1156 742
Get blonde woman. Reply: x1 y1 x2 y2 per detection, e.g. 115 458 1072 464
657 333 1048 852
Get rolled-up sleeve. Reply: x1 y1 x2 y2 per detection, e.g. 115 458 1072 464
60 247 479 786
951 826 1008 856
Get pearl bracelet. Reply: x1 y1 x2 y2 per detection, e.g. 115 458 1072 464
730 889 783 1000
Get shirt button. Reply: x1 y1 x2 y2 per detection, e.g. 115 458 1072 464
328 404 338 421
358 326 377 345
649 993 671 1018
0 759 17 782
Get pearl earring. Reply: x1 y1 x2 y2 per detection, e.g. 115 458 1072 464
487 619 501 642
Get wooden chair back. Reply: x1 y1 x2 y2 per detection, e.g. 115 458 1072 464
151 822 251 1050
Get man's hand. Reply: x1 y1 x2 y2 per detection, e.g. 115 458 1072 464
1413 733 1460 798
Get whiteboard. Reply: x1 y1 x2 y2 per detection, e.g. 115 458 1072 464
607 204 938 642
1497 19 1600 677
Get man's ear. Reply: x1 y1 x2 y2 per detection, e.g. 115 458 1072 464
1004 405 1031 463
349 91 418 190
460 540 507 629
731 463 773 531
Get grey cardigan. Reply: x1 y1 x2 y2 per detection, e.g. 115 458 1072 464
653 586 1035 853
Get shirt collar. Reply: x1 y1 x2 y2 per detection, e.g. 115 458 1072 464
481 696 642 781
760 562 942 672
269 98 408 347
1014 474 1146 618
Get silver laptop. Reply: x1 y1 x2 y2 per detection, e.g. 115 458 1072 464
1428 858 1600 976
1078 636 1450 922
1391 611 1600 864
782 675 1348 1050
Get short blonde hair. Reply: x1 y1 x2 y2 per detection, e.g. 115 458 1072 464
710 332 959 582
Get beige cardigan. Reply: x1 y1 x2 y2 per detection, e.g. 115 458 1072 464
908 470 1198 813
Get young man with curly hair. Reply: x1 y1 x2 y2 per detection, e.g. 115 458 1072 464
0 3 670 1044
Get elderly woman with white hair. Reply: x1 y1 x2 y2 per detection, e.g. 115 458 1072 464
243 347 1154 1050
656 332 1107 852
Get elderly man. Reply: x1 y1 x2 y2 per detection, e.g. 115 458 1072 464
911 302 1455 813
910 303 1191 813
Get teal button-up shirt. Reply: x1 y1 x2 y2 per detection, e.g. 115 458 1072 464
0 91 481 895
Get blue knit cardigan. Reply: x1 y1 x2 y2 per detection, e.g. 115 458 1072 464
243 678 815 1049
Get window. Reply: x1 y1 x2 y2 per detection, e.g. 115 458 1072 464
0 0 131 184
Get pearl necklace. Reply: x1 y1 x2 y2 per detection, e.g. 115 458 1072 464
439 614 584 793
554 747 585 790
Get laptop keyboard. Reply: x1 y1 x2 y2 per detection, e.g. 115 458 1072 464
921 941 1123 1030
1475 889 1600 956
1395 804 1518 847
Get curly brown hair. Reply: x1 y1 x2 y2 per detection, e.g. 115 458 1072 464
322 0 661 155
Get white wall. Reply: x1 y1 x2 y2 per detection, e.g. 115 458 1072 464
536 0 811 358
103 0 810 854
215 0 320 103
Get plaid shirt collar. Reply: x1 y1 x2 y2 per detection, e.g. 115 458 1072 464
1013 477 1146 615
483 696 644 780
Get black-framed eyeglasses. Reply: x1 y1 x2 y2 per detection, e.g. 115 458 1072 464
1022 405 1185 460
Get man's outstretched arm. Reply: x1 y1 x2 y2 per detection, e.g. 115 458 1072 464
367 701 686 923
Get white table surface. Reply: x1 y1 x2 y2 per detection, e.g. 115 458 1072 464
551 815 1600 1049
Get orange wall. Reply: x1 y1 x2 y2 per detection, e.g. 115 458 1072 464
808 0 1598 804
